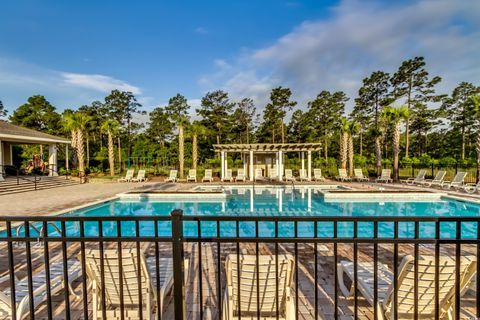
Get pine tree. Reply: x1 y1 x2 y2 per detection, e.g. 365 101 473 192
197 90 234 146
166 94 190 178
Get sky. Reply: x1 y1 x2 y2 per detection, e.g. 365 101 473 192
0 0 479 117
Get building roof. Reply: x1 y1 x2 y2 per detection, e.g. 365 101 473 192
0 120 70 144
213 143 322 152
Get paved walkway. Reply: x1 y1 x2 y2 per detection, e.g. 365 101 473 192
0 181 160 216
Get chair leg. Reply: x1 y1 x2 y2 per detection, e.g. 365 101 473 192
337 264 354 297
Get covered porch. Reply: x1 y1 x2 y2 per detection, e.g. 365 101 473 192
213 143 322 181
0 121 70 181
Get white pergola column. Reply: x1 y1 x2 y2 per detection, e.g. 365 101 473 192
301 152 305 172
0 140 4 181
48 144 58 176
243 153 247 176
275 154 279 178
307 150 312 181
278 150 283 181
221 151 225 180
249 150 254 181
224 152 228 177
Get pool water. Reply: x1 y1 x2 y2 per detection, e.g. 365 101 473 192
31 187 480 239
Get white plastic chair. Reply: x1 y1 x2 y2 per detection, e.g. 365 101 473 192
118 169 135 182
187 169 197 182
164 170 177 183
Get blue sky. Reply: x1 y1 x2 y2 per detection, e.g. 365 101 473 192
0 0 479 115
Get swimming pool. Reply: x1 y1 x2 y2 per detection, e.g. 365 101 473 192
50 186 480 239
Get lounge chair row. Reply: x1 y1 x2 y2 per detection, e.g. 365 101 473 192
402 169 475 192
118 169 148 182
335 168 393 183
164 168 327 183
5 251 475 319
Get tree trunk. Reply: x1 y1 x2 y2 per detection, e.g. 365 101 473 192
461 126 466 160
324 130 328 160
375 136 382 175
77 129 85 182
359 130 363 156
108 131 115 176
71 130 78 169
179 125 184 178
246 124 250 144
405 80 412 158
117 137 122 172
340 133 348 169
192 133 198 170
86 132 90 168
393 122 401 182
347 133 354 176
476 130 480 183
281 122 285 143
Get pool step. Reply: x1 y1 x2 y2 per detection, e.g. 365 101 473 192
0 176 79 195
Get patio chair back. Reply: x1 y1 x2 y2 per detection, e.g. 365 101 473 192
188 169 196 178
169 170 178 179
225 254 294 317
284 169 293 179
299 169 307 179
383 255 476 319
314 168 323 179
204 169 212 179
451 171 467 185
125 169 134 180
432 170 446 182
136 169 146 180
255 168 263 179
380 169 391 179
237 168 245 178
414 169 426 181
85 249 153 307
354 169 365 179
338 168 348 178
225 169 232 179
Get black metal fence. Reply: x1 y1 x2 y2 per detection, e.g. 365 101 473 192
0 212 479 319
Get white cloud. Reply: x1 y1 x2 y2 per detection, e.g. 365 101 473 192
200 0 480 111
61 73 141 94
194 27 208 34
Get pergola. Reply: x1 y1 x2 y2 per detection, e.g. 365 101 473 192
0 120 70 181
213 143 322 181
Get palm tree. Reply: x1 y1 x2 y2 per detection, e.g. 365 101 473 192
382 105 409 182
347 121 360 176
62 113 78 169
188 121 207 170
101 120 120 176
339 118 350 170
166 94 190 178
471 95 480 182
65 112 92 182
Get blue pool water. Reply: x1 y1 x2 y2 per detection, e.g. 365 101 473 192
19 187 480 239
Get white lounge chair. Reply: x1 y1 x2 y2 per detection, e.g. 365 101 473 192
313 168 325 181
336 169 352 182
338 255 476 320
222 254 295 320
164 170 177 183
118 169 134 182
353 168 369 182
442 172 467 190
254 168 266 181
0 259 82 320
375 169 392 183
299 169 309 181
464 181 480 194
421 170 446 187
222 169 233 182
131 169 148 182
235 168 246 182
402 169 426 185
268 169 278 181
202 169 213 182
284 169 296 182
187 169 197 182
85 249 188 320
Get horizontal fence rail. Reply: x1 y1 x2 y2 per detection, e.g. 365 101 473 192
0 213 478 319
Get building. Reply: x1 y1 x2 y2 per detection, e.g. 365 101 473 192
0 120 70 181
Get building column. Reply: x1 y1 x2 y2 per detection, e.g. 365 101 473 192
278 150 283 181
243 153 247 176
249 150 254 181
49 144 58 176
307 150 312 181
0 140 4 181
65 144 69 171
275 153 279 178
301 152 305 172
221 151 225 180
224 152 228 177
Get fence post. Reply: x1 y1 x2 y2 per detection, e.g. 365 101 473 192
171 209 186 320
